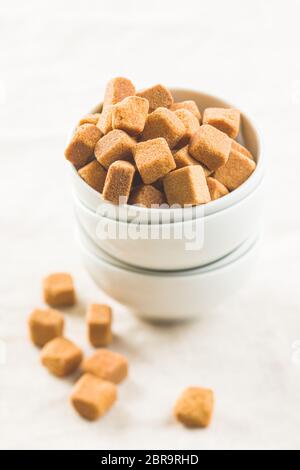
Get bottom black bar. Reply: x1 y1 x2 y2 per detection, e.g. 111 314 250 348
1 449 299 464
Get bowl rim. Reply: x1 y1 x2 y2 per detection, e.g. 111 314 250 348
73 171 264 227
78 225 261 279
69 87 264 220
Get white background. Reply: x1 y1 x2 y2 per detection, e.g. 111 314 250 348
1 0 300 450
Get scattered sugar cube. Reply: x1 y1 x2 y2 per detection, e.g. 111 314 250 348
163 166 211 207
78 160 107 193
87 304 112 347
129 184 165 207
189 124 231 171
65 124 102 169
97 105 114 134
174 109 200 146
71 373 117 421
213 147 256 190
231 139 254 160
136 84 173 112
41 337 83 377
134 138 176 184
78 113 101 126
103 77 135 107
95 130 135 169
28 308 64 347
171 100 201 121
141 107 185 149
82 349 128 384
43 273 76 308
112 96 149 136
174 387 214 428
103 160 135 204
206 176 229 200
203 107 240 139
173 146 212 176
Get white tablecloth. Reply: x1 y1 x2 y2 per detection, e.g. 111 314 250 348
1 0 300 450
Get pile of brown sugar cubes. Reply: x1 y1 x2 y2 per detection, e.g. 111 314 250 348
28 272 214 427
65 77 256 208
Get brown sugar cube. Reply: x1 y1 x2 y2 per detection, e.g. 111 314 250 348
78 160 107 193
112 96 149 136
41 337 83 377
97 105 114 135
94 129 135 169
78 113 101 126
129 184 165 208
43 273 76 308
131 168 143 190
163 166 211 207
174 145 197 168
71 373 117 421
189 124 231 171
82 349 128 384
65 124 102 169
203 107 240 139
174 387 214 428
103 160 135 205
206 176 229 200
141 107 185 149
134 138 176 184
136 84 173 112
231 139 254 160
174 109 200 146
103 77 135 107
87 304 112 347
171 100 201 121
173 146 212 176
28 308 64 347
152 177 164 192
213 147 256 190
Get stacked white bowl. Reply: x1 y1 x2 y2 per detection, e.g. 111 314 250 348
69 89 265 321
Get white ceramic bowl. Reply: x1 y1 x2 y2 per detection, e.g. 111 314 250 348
73 175 264 271
68 88 264 224
77 226 261 321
